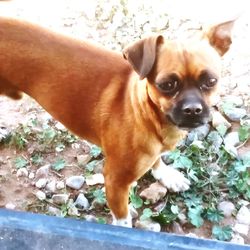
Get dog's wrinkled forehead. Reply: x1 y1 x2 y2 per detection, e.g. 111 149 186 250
155 39 221 81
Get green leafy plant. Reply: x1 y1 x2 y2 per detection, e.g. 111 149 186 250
212 225 233 241
140 208 153 220
14 156 28 169
129 187 143 209
52 159 66 171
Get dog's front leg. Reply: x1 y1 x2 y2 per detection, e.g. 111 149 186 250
152 157 190 192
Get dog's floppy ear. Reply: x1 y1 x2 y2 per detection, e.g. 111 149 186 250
204 19 236 56
123 35 163 80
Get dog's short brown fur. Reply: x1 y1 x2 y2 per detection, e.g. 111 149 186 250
0 17 235 225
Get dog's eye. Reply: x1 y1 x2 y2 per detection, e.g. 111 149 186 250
157 80 179 94
202 78 217 90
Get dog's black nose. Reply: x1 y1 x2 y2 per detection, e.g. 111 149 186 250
182 103 203 116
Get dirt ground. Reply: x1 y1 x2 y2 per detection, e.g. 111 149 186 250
0 0 250 245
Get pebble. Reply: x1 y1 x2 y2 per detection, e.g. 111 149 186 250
48 206 61 217
218 201 235 218
28 172 35 179
66 176 85 190
186 123 210 144
236 206 250 225
85 215 98 223
52 194 69 205
178 213 188 225
36 190 46 201
68 204 80 217
224 132 240 147
224 108 247 122
233 223 249 236
56 180 65 190
46 180 57 193
212 111 231 130
140 182 167 203
5 203 16 210
230 233 245 245
85 173 105 186
135 219 161 232
93 160 104 174
16 168 29 177
35 178 48 189
74 193 90 210
77 154 92 167
36 164 50 179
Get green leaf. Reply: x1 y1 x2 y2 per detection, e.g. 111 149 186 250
90 145 102 158
93 189 106 204
232 160 246 173
152 204 178 225
174 155 192 169
205 208 224 223
129 187 143 209
212 225 233 241
97 217 106 224
86 160 98 172
187 169 198 182
168 149 181 161
188 205 204 228
216 124 228 137
242 153 250 168
140 208 153 220
238 125 250 142
52 159 66 171
14 157 28 169
31 154 43 166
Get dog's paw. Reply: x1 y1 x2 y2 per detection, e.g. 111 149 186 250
112 213 132 228
152 161 190 192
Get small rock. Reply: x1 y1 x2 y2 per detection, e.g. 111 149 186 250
171 221 184 235
5 203 16 210
85 173 104 186
187 124 210 144
224 132 240 147
16 168 29 177
185 232 199 238
55 122 66 131
35 178 48 189
233 223 249 236
77 154 92 167
224 108 247 122
0 127 10 141
36 164 50 179
28 172 35 179
224 144 238 158
56 181 65 190
48 206 61 217
68 204 80 217
36 190 46 201
236 206 250 225
140 182 167 203
93 160 104 174
74 193 90 210
218 201 235 218
85 214 98 223
230 233 245 245
135 219 161 232
66 176 85 190
178 213 188 225
46 180 57 193
129 204 139 219
52 194 69 205
212 111 231 130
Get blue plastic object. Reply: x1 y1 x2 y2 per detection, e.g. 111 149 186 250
0 209 249 250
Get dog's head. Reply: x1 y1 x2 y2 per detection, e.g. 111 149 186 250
123 20 235 129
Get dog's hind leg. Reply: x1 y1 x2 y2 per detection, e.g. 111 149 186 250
0 76 23 100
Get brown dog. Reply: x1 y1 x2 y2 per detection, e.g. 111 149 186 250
0 17 235 226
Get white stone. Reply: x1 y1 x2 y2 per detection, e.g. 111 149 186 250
28 172 35 179
52 194 69 205
35 178 48 189
74 193 90 210
236 206 250 225
77 154 92 167
16 168 29 177
135 219 161 232
230 233 245 245
36 164 50 179
5 203 16 210
85 173 104 186
212 111 231 130
56 181 65 190
46 180 57 193
218 201 235 218
233 223 249 236
36 190 46 201
66 176 85 190
224 132 240 147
